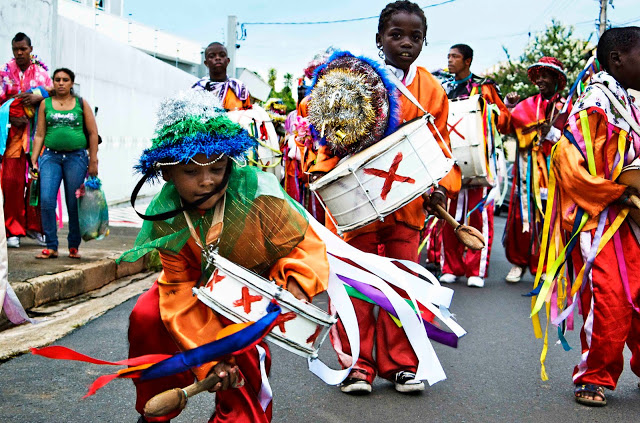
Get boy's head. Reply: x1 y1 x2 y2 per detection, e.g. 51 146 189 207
12 32 33 71
136 91 255 208
376 1 427 72
162 154 231 210
447 44 473 77
204 42 230 81
597 26 640 91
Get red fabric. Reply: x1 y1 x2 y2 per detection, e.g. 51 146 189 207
331 222 420 382
128 283 272 423
423 219 444 266
441 187 494 278
503 179 540 274
572 223 640 389
1 150 42 237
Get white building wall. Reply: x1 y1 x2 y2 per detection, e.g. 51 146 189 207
56 16 198 204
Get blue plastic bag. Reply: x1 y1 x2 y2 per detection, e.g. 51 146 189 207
77 176 109 241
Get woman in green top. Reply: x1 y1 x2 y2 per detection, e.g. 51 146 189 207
30 68 99 259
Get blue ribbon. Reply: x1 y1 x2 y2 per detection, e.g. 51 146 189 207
140 301 281 381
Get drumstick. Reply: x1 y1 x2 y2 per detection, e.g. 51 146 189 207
144 373 223 418
435 204 486 251
629 194 640 210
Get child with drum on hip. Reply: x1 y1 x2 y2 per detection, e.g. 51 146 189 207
118 91 329 423
307 1 462 395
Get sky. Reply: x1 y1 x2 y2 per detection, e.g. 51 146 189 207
125 0 640 90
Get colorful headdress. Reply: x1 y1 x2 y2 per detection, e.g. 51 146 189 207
307 50 400 156
527 57 567 92
136 90 256 178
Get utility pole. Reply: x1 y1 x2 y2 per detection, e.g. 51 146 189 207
227 16 237 79
598 0 608 37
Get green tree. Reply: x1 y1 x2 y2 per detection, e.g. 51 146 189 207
267 68 277 91
490 20 593 98
283 73 294 89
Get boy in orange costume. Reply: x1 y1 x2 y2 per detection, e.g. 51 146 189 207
540 27 640 407
120 91 328 422
305 1 461 394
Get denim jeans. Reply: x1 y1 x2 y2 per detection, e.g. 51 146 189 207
39 148 88 250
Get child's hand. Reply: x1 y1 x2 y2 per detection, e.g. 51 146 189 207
207 361 243 392
287 279 309 302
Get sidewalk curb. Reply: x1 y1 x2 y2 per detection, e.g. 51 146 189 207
10 255 149 311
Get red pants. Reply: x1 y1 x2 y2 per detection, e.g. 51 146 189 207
440 187 494 278
503 181 540 275
1 150 41 237
423 218 443 266
572 222 640 389
128 283 272 422
331 222 420 383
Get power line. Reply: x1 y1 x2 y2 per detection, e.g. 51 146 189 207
240 0 455 26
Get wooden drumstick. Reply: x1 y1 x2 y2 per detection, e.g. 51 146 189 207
435 204 486 251
629 194 640 210
144 373 222 418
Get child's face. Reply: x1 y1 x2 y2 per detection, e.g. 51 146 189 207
376 11 425 72
163 154 229 210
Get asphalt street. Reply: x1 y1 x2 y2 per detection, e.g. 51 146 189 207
1 216 639 423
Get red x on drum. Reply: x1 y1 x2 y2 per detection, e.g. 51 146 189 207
232 287 263 314
275 311 297 333
363 152 415 200
448 117 466 139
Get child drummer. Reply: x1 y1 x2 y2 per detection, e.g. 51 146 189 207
305 1 461 394
119 91 329 423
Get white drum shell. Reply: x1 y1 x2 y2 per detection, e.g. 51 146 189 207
309 116 455 233
194 253 336 359
227 106 284 181
448 95 494 187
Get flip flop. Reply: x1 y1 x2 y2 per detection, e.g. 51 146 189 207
68 248 81 259
574 384 607 407
36 249 58 259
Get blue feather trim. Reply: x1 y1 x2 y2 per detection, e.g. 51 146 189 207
136 131 257 177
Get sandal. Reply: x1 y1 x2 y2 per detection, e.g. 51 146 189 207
36 249 58 259
68 248 81 259
574 384 607 407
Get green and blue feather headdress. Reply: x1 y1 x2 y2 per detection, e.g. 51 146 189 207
137 90 256 178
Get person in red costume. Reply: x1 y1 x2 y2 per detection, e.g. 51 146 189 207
438 43 514 288
0 32 51 248
305 1 461 395
503 56 571 283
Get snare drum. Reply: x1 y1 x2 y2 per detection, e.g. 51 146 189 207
193 252 336 359
227 105 284 180
309 115 455 233
447 95 496 187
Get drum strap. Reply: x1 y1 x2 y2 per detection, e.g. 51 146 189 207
593 82 640 137
387 72 454 158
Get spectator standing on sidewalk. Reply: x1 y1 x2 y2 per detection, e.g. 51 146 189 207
0 32 52 248
29 68 99 259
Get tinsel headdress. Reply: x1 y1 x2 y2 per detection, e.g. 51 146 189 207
307 50 400 156
137 90 256 178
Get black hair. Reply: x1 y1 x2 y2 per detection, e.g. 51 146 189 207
12 32 32 47
53 68 75 82
378 1 427 37
597 26 640 72
450 44 473 62
205 42 227 53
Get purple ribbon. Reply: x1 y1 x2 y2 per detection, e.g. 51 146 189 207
337 275 459 348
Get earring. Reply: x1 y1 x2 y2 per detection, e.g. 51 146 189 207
378 47 385 60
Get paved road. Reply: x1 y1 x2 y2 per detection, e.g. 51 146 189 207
1 216 639 422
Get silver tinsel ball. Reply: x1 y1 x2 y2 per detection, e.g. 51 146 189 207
154 90 225 130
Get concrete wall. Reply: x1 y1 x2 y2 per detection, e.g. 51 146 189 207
0 0 57 70
56 16 198 204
